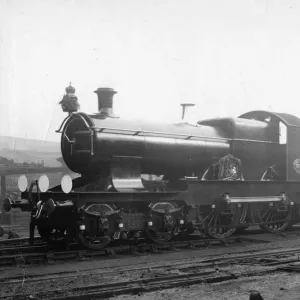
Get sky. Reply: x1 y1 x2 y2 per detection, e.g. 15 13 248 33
0 0 300 142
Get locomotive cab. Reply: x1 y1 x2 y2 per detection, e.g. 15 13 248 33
240 110 300 181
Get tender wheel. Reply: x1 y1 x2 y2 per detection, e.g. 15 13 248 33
251 202 294 234
203 203 245 239
145 202 178 244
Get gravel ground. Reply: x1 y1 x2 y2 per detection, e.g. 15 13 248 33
111 273 300 300
1 232 300 299
0 259 275 298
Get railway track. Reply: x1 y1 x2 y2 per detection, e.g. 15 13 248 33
1 227 299 267
0 235 266 267
0 236 42 248
2 244 300 299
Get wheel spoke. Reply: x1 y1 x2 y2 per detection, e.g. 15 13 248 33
204 204 246 239
261 209 270 220
256 203 293 233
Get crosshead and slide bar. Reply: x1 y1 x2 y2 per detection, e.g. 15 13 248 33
223 195 288 204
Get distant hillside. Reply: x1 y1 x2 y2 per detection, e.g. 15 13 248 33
0 136 79 203
0 136 64 168
0 136 60 152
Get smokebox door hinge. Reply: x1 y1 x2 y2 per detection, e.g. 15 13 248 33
90 129 94 156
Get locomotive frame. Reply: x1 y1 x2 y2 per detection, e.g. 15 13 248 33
3 85 300 249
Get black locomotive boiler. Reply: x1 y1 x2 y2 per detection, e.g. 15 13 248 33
4 85 300 248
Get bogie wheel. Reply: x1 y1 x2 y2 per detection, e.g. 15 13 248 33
145 202 178 244
77 232 111 249
251 202 294 234
37 226 66 244
203 203 247 239
77 203 116 249
37 226 53 241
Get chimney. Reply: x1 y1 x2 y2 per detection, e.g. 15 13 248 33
94 88 119 118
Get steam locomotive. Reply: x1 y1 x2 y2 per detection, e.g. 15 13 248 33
4 85 300 249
